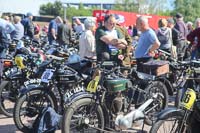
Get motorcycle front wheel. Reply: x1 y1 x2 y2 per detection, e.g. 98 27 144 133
62 98 104 133
150 110 189 133
0 80 16 117
13 89 58 133
144 81 169 125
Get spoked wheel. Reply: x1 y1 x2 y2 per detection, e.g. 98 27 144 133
150 111 189 133
0 81 17 117
63 98 104 133
144 81 169 125
13 89 58 133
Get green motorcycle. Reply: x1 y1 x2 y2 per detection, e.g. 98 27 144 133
62 61 168 132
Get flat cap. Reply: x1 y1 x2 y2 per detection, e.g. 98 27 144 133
176 13 183 18
167 18 175 24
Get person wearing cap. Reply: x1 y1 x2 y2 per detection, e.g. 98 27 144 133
21 12 34 38
48 16 63 45
115 15 132 67
135 16 160 72
174 13 188 61
57 19 72 49
167 18 180 59
95 14 128 63
79 18 96 59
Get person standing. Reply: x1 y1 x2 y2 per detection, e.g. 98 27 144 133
127 25 133 36
74 18 85 34
79 18 96 59
167 18 180 59
187 18 200 60
157 18 172 53
11 16 24 40
132 24 138 37
114 16 133 67
134 16 160 72
57 19 72 49
0 27 9 58
174 13 188 61
95 14 128 62
0 18 15 58
21 12 34 38
186 21 194 34
47 16 63 45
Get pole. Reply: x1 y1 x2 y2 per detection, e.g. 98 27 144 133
63 3 67 20
64 6 66 20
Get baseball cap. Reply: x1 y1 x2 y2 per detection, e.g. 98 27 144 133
26 12 33 17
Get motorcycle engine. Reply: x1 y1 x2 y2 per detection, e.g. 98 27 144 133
106 92 125 115
112 92 124 114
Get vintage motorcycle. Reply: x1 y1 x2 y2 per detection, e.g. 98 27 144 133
13 56 94 132
62 61 168 132
150 60 200 133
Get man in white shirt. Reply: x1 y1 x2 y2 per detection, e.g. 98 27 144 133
79 18 96 59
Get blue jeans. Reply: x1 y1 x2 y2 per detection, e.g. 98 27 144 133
191 47 200 60
48 35 56 45
0 47 7 59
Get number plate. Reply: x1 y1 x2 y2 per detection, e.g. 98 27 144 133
41 69 54 83
24 79 41 87
181 88 196 110
65 86 85 100
86 76 100 93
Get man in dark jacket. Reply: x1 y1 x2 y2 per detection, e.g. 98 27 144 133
187 26 200 60
21 12 34 38
57 19 72 49
167 18 181 59
174 13 188 61
0 26 9 58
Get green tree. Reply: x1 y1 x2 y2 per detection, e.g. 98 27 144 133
39 1 63 16
113 0 170 15
39 1 94 22
173 0 200 22
79 3 84 10
113 0 139 12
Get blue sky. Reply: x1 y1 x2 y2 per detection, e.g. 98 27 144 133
0 0 174 16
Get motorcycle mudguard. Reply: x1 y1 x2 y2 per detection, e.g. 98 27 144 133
156 76 174 95
0 80 9 89
8 72 23 80
64 92 94 106
19 84 45 97
156 107 183 120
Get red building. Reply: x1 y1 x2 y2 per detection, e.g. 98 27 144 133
93 10 170 30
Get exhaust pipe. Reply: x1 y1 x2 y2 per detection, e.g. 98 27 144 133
115 93 158 130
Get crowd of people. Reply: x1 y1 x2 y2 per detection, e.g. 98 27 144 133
1 12 200 69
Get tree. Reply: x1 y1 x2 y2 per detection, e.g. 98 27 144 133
113 0 139 12
39 1 94 22
39 1 63 16
173 0 200 22
113 0 169 15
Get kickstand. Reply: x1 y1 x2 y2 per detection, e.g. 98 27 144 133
140 119 146 133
